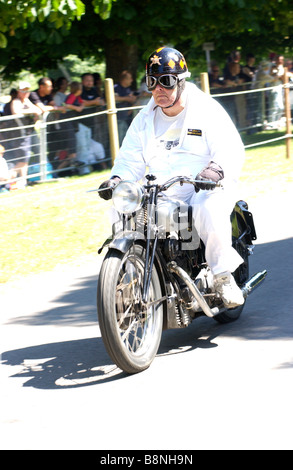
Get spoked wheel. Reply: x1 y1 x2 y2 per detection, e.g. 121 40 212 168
97 245 163 374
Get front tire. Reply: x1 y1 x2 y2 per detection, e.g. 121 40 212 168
97 245 163 374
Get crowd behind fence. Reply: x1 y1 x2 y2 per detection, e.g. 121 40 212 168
0 75 292 191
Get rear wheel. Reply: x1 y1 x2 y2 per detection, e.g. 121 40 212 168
97 245 163 374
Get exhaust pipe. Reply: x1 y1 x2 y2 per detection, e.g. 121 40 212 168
241 270 267 298
168 262 267 318
168 261 221 318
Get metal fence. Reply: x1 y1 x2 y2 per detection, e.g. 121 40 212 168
0 77 292 190
0 105 112 187
211 81 291 134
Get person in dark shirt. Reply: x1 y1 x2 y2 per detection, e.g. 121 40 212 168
81 73 105 107
223 50 245 86
29 77 65 113
208 62 225 89
114 70 137 145
3 88 17 116
242 54 257 83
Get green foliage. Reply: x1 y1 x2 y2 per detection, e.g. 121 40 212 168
0 0 85 38
0 0 292 80
47 54 106 82
93 0 116 20
0 0 116 48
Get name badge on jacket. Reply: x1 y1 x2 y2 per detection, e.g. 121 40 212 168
187 129 202 136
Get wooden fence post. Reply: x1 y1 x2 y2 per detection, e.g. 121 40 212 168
104 78 120 164
200 72 210 94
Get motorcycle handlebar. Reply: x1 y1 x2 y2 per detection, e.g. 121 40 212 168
87 176 223 194
160 176 222 191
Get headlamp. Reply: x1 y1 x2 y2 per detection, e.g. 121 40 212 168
112 181 144 214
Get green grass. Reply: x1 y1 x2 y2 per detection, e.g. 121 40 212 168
240 128 293 198
0 129 292 284
0 171 112 283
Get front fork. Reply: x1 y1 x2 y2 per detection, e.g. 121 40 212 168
142 188 158 302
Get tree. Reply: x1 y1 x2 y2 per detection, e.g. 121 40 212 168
0 0 292 82
0 0 84 47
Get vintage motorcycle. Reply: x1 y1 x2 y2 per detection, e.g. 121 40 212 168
97 175 267 374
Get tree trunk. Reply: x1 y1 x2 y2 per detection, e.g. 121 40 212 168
104 40 138 89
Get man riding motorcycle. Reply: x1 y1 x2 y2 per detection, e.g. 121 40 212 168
99 46 245 308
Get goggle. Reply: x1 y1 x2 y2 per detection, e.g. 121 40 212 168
146 71 190 91
146 74 178 91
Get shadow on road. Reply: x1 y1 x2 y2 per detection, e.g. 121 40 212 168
1 337 128 389
2 237 293 388
4 274 99 327
1 322 220 390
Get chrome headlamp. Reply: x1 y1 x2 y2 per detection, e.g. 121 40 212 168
112 181 144 214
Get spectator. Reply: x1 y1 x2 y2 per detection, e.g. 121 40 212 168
29 77 65 113
52 82 87 173
208 62 225 89
137 76 152 104
47 77 70 172
286 59 293 73
1 89 18 180
64 80 106 173
2 88 17 116
48 77 69 167
133 77 152 117
64 82 85 112
268 54 285 128
5 81 42 187
253 60 275 129
93 72 104 98
223 50 244 84
0 144 16 189
80 73 105 145
241 54 258 134
80 73 107 164
254 60 274 89
29 78 65 175
242 53 257 84
74 122 107 174
222 52 246 127
114 70 137 145
10 81 42 119
81 73 105 107
53 77 69 107
88 138 107 171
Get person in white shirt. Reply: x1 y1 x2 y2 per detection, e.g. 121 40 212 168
6 81 42 187
99 46 246 308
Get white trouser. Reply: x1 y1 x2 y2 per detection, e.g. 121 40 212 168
190 188 243 275
160 185 243 276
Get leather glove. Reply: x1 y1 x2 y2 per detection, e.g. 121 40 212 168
195 162 224 191
98 176 121 200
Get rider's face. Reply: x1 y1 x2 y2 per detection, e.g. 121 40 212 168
151 82 178 109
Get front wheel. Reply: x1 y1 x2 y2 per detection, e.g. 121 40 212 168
97 245 163 374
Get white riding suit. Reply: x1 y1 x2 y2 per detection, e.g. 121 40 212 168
110 82 245 275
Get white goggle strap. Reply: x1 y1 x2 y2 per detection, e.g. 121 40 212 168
178 71 191 80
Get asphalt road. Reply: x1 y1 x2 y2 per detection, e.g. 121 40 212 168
1 190 293 450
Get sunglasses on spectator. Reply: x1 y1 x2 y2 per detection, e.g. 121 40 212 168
19 89 30 93
146 72 190 91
